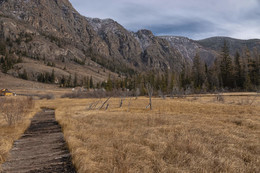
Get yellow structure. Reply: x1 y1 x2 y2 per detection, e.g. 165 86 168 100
0 89 14 96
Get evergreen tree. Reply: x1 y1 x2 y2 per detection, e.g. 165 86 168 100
74 73 78 87
67 74 72 87
50 69 55 83
0 41 6 55
207 59 221 91
180 65 191 89
106 74 113 91
90 76 94 88
220 41 234 88
96 82 101 89
192 53 205 89
234 51 243 88
60 75 66 87
20 69 28 80
86 76 90 89
17 56 23 63
248 50 260 87
0 57 4 64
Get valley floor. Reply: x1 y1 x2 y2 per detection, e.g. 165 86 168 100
33 94 260 173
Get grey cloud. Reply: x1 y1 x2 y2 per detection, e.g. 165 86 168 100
70 0 260 39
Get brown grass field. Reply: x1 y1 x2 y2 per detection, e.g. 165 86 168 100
0 91 260 172
28 93 260 173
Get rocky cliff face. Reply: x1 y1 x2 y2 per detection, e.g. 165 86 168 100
160 36 218 65
134 30 185 71
0 0 187 84
86 18 186 71
160 36 260 65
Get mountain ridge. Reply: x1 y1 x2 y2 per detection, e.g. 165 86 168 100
0 0 260 86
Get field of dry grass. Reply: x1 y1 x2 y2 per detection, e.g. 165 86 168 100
35 93 260 173
0 97 38 169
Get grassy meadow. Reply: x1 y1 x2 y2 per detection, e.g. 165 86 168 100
32 93 260 173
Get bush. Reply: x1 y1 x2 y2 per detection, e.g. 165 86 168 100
38 94 55 100
0 97 34 126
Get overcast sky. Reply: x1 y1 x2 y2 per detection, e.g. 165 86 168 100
70 0 260 40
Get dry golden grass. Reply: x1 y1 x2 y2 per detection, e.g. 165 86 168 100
0 97 39 169
34 94 260 173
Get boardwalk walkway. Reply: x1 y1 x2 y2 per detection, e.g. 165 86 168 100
1 109 76 173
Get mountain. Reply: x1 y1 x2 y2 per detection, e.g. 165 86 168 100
197 37 260 56
0 0 260 85
159 36 218 65
160 36 260 65
0 0 187 84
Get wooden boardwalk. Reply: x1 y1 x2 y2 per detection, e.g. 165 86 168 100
1 109 76 173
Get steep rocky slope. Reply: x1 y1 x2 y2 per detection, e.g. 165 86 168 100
0 0 116 83
160 36 260 65
160 36 218 65
0 0 187 85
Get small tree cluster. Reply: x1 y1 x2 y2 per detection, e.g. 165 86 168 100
37 69 55 84
0 54 23 73
19 69 28 80
60 74 94 88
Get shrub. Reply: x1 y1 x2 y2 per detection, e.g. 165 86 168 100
0 97 34 126
38 94 55 100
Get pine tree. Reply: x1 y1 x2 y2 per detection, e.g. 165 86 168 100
207 59 221 91
234 51 243 88
0 41 6 55
192 53 205 89
106 74 113 91
249 50 260 87
90 76 94 89
220 40 234 88
17 56 23 63
74 73 78 87
50 69 55 83
86 76 90 89
67 74 72 87
0 57 4 64
20 69 28 80
60 75 66 87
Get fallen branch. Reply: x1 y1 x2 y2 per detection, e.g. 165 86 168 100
99 97 111 110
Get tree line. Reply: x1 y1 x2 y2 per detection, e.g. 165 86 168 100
98 41 260 94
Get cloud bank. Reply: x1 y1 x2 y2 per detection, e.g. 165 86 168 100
71 0 260 40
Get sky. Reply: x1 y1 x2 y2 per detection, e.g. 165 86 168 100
70 0 260 40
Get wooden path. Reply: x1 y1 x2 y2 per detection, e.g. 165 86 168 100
1 109 76 173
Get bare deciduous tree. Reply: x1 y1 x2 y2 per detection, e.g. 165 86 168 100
158 89 165 100
127 98 132 112
135 88 140 99
146 83 153 110
171 85 180 99
119 90 128 108
119 97 124 108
